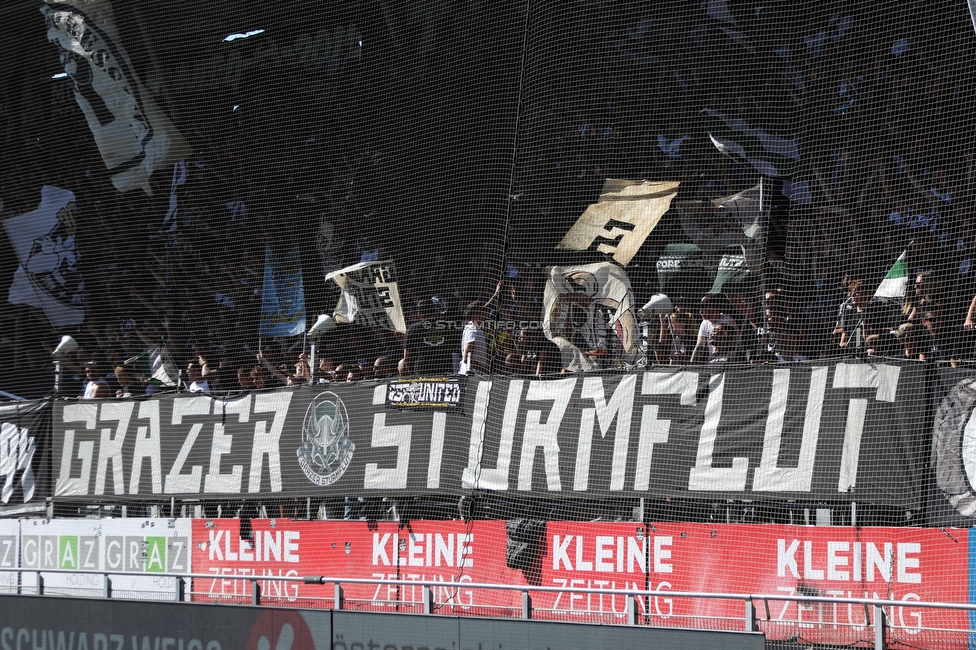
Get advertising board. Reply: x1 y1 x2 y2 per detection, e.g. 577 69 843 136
190 519 524 614
19 517 191 599
536 522 968 646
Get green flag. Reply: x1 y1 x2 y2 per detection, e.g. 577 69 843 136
873 250 909 300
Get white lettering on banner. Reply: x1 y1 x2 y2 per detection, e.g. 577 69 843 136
770 587 923 634
0 624 229 644
461 381 492 490
574 376 633 491
365 386 411 489
371 532 473 567
56 394 292 497
551 535 656 573
550 578 653 616
0 536 16 568
688 374 749 491
130 401 162 494
207 529 299 563
164 397 209 494
57 404 97 497
204 397 249 493
54 362 910 498
206 567 301 601
249 392 291 493
0 421 37 504
635 372 697 491
24 532 184 573
776 539 917 582
689 364 902 493
519 378 576 491
95 402 133 495
459 363 907 495
369 573 475 607
832 363 901 492
463 380 521 490
427 412 446 489
753 367 827 492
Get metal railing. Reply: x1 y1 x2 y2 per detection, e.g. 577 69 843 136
3 568 974 650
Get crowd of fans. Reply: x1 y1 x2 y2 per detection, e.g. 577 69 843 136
59 259 976 400
2 0 976 402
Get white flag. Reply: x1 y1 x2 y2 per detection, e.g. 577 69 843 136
327 260 406 333
3 186 85 327
556 180 680 266
41 1 189 194
675 184 763 249
543 262 638 367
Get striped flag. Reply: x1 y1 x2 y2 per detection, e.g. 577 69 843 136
703 109 811 203
873 249 910 300
702 109 800 179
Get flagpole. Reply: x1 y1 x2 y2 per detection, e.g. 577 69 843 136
759 176 770 358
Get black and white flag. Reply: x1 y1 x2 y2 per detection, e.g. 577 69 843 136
327 260 406 332
4 186 85 327
41 0 189 194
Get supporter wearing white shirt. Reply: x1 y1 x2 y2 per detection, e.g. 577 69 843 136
458 302 488 375
186 360 211 394
691 294 738 364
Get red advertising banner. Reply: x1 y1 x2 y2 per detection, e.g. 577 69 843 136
534 522 653 623
190 519 525 615
536 522 970 647
191 520 969 647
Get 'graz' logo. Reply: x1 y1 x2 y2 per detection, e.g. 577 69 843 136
296 392 355 487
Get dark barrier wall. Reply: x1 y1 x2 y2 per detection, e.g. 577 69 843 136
0 594 764 650
49 359 930 507
0 595 264 650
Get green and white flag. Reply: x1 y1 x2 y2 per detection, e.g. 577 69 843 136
124 344 179 387
874 249 909 300
702 109 800 179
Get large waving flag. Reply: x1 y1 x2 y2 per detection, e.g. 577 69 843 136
874 249 910 300
326 260 406 333
4 186 85 326
703 109 810 203
41 0 189 194
702 109 800 178
124 345 180 388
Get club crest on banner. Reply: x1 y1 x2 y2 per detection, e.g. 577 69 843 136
934 376 976 517
297 392 355 487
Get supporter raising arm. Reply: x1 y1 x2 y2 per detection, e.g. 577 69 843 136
256 351 289 386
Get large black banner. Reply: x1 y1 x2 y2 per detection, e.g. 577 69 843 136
50 360 930 507
0 399 50 513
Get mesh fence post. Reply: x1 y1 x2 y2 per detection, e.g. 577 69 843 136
521 591 532 619
334 582 343 610
874 604 886 650
36 574 44 596
626 594 637 625
175 577 185 602
422 585 433 614
745 600 756 632
251 579 261 606
102 574 111 599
